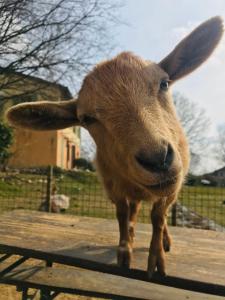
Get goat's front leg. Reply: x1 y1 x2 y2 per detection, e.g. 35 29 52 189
116 199 132 268
129 200 141 245
148 199 168 278
163 220 172 252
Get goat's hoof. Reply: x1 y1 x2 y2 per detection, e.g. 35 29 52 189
147 266 167 279
147 253 157 279
147 269 155 279
163 235 171 252
147 251 166 279
117 244 132 268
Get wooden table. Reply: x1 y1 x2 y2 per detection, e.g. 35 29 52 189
0 210 224 299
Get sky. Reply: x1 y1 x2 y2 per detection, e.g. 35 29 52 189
83 0 225 173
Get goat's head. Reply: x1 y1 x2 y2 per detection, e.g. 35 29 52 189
6 17 223 197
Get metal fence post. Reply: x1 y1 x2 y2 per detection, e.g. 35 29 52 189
171 203 177 226
46 166 53 212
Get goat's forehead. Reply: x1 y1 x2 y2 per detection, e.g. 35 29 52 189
98 52 150 70
83 52 166 87
78 52 167 110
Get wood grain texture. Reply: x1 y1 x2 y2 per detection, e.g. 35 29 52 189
0 261 224 300
0 210 224 297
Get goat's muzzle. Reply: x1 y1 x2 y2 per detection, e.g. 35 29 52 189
135 143 174 173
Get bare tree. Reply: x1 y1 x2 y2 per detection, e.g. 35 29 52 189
215 125 225 164
0 0 123 107
173 92 211 172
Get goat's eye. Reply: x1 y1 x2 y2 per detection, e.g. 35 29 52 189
80 115 97 126
160 79 169 91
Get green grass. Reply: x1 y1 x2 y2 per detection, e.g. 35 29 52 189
0 171 225 228
178 185 225 227
0 172 46 212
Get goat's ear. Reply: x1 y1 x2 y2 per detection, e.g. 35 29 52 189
159 16 224 82
6 99 80 130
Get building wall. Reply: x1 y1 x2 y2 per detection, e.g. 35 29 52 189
9 127 80 169
0 73 69 105
3 73 81 169
9 129 57 168
56 128 80 169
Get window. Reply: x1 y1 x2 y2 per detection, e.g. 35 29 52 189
66 141 70 162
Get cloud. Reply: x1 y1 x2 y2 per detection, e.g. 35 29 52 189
171 20 201 40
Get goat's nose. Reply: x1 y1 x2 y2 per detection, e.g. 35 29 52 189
135 143 174 173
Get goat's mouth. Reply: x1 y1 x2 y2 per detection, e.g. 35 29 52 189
144 176 178 190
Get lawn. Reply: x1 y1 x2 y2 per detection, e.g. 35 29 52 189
0 170 225 228
178 185 225 228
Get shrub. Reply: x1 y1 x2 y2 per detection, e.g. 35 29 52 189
185 173 202 186
73 158 95 171
0 122 13 168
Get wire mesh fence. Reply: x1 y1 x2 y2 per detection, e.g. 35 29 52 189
0 166 225 231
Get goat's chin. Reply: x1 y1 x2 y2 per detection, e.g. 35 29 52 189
143 175 183 197
146 182 179 197
131 169 183 197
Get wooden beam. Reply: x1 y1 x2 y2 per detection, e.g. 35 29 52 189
0 262 224 300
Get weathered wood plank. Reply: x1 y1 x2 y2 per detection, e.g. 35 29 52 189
0 261 224 300
0 210 224 294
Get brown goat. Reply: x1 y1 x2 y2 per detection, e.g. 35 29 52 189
6 17 223 278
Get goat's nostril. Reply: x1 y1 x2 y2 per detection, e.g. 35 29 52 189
165 144 174 169
135 144 174 173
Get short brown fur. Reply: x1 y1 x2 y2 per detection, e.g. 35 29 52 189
6 17 224 277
